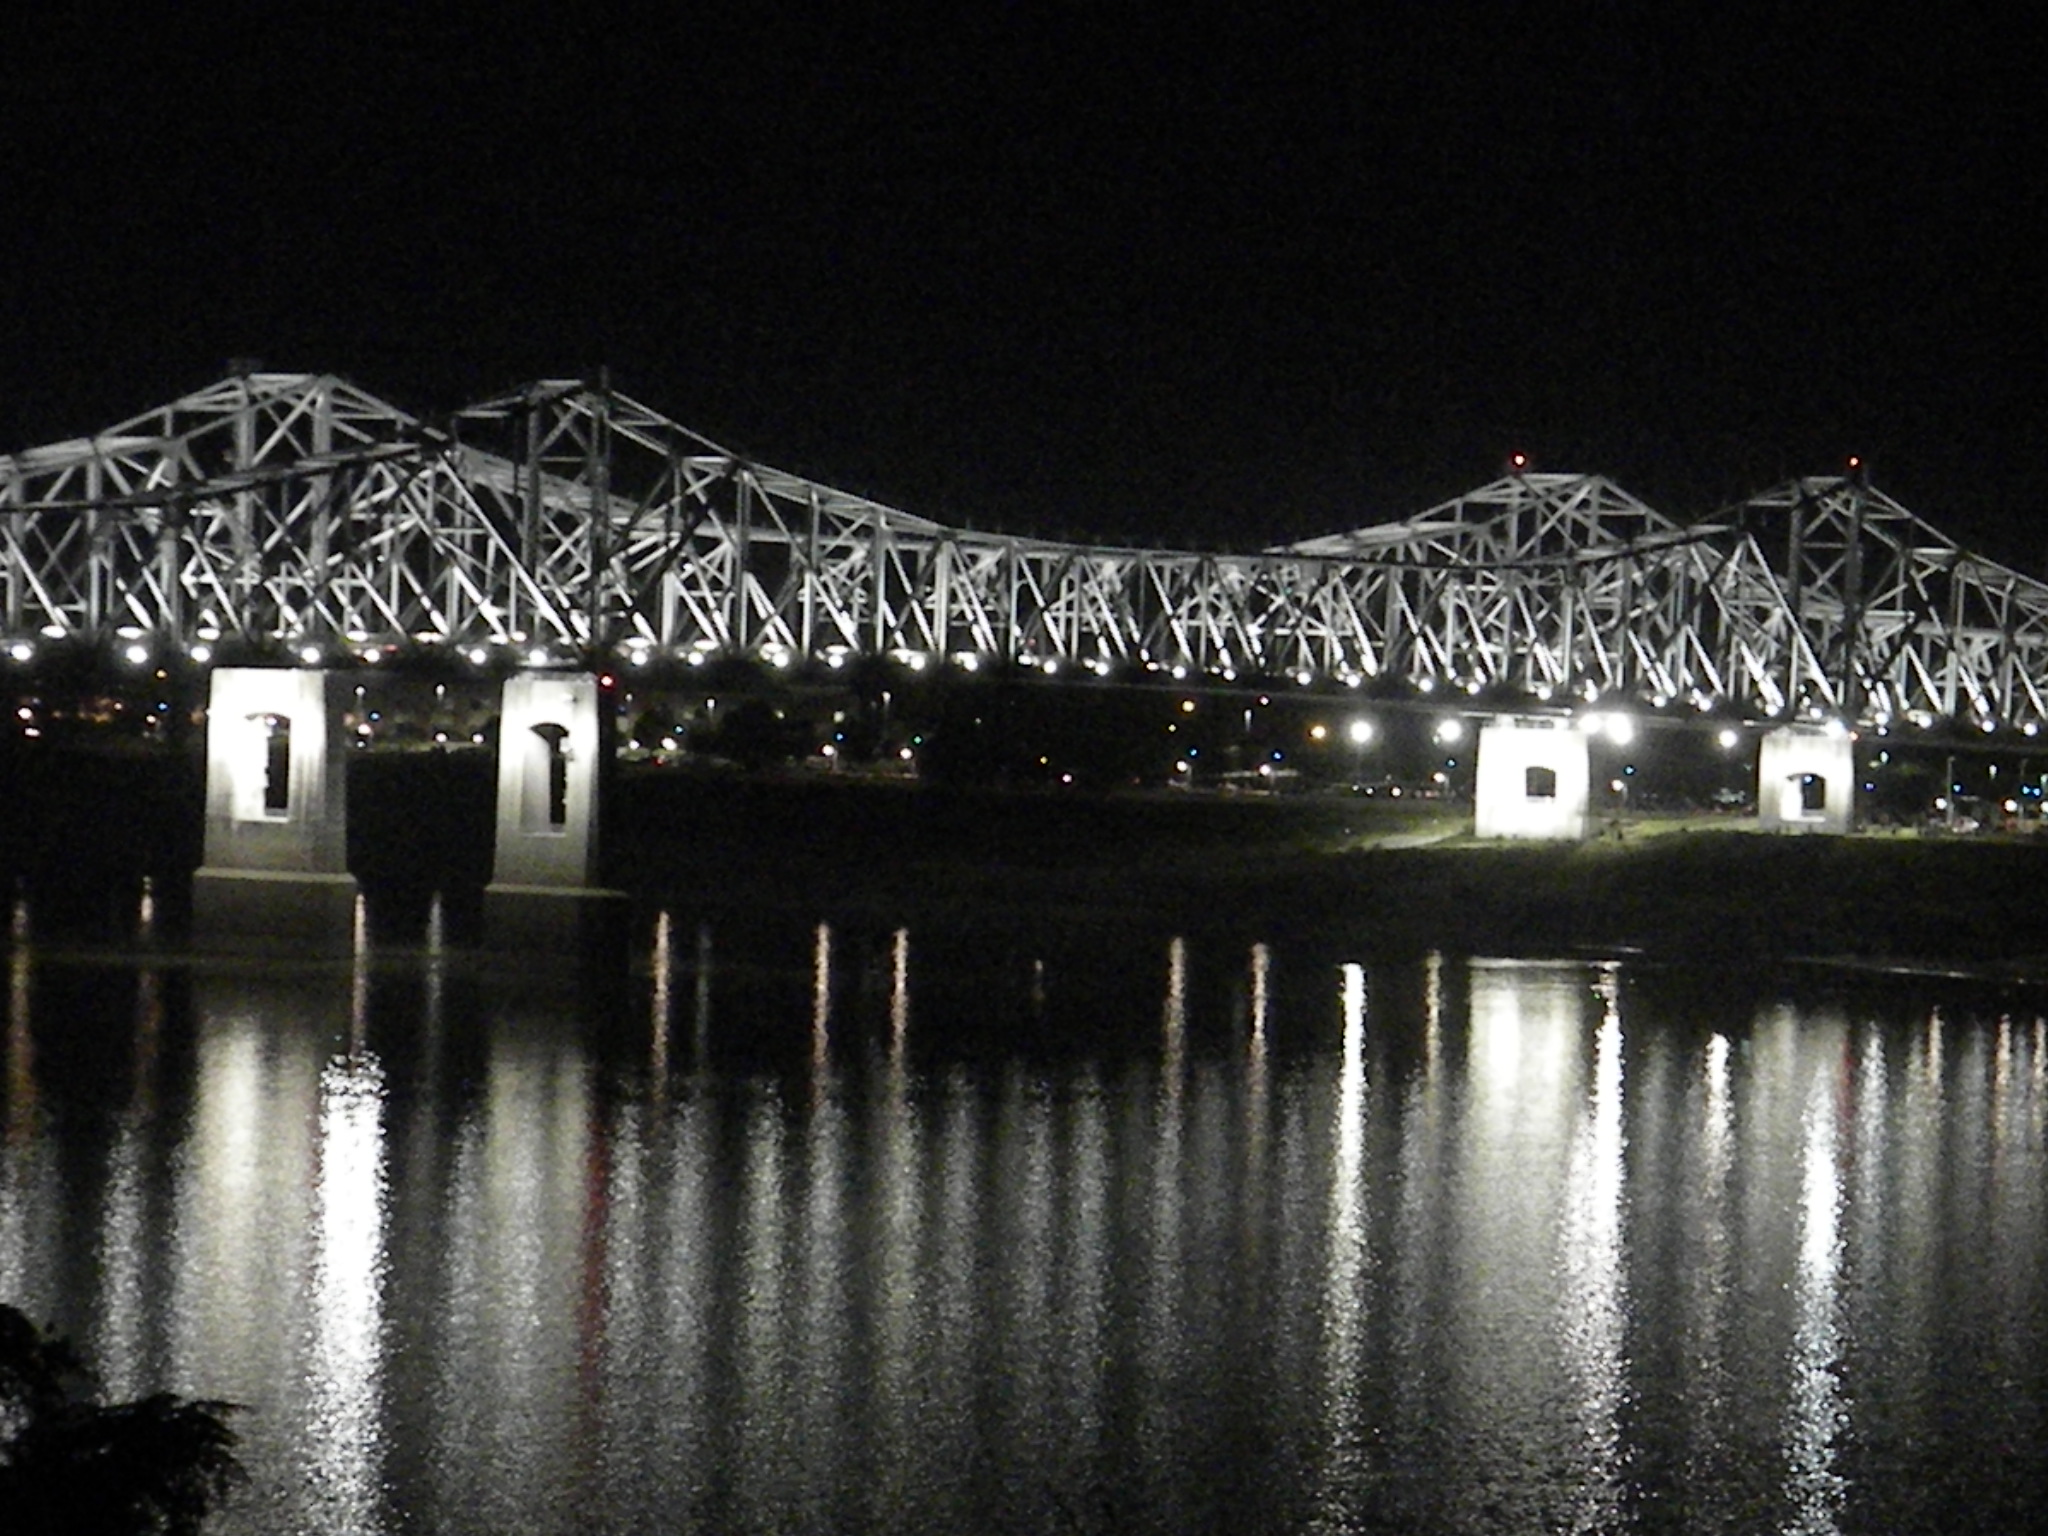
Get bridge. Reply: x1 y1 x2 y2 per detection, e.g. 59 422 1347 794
5 371 2046 938
6 370 2046 734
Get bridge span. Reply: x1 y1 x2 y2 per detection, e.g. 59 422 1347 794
6 371 2048 735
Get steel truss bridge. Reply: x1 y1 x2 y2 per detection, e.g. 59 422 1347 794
4 371 2046 732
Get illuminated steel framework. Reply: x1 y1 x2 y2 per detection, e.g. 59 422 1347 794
4 371 2046 729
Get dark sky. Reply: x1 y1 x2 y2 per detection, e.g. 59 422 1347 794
3 7 2036 558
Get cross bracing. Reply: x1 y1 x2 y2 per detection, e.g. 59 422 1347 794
4 371 2046 729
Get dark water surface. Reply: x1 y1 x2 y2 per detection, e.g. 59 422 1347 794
3 892 2043 1534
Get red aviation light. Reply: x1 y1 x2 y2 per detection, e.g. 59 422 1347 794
1508 451 1531 473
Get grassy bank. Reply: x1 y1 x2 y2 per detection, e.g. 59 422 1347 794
6 742 2046 969
613 769 2048 971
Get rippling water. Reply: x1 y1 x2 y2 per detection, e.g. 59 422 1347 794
3 894 2043 1534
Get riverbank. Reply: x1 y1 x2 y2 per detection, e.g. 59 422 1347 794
610 770 2048 973
6 745 2046 971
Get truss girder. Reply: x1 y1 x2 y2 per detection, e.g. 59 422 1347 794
5 375 2046 727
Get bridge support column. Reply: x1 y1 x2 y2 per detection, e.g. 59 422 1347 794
1757 725 1854 833
1474 715 1590 840
483 671 628 962
193 667 359 953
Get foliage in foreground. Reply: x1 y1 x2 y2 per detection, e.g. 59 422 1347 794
0 1304 246 1536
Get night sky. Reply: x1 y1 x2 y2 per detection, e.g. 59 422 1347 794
4 7 2035 559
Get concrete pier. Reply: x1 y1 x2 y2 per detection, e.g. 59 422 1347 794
483 671 628 962
1757 724 1855 833
192 667 359 953
1474 716 1591 840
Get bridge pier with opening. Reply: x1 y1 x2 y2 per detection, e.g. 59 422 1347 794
1757 724 1855 834
482 671 628 961
193 667 359 952
1474 717 1591 840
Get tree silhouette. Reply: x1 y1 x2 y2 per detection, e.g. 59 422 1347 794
1 1304 246 1536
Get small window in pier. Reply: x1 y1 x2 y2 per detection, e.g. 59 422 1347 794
1525 765 1558 800
529 722 570 829
1800 773 1827 814
263 714 291 813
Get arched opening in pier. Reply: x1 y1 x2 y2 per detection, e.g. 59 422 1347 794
260 714 291 814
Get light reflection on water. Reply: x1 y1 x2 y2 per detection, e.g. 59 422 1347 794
1 904 2045 1535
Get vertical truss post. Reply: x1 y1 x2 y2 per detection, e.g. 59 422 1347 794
732 472 752 654
86 457 106 633
1838 475 1865 718
802 489 821 655
870 515 888 655
306 382 334 642
585 378 611 649
518 403 542 641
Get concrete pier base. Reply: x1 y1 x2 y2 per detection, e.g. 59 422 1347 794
192 868 360 956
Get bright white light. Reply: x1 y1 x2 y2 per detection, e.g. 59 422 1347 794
465 647 488 666
360 648 381 664
6 642 32 663
1041 658 1059 675
1610 778 1626 794
898 746 914 761
40 624 64 639
1981 718 1998 734
299 645 322 665
1822 718 1848 739
2004 799 2018 814
628 649 649 667
189 644 212 663
955 653 980 672
1173 760 1189 773
1417 677 1436 693
1605 714 1636 746
1347 719 1373 745
1308 723 1328 742
820 743 837 758
1717 727 1740 750
905 652 927 672
1171 665 1188 680
1296 670 1314 686
1434 718 1464 744
123 643 150 665
527 647 550 667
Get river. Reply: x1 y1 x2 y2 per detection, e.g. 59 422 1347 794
2 889 2042 1534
